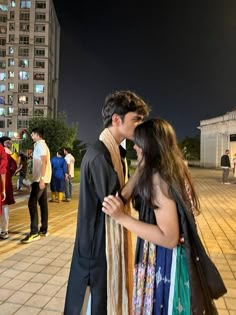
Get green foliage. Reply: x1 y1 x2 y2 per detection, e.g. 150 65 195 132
20 115 78 156
179 136 200 160
126 139 137 160
72 139 87 167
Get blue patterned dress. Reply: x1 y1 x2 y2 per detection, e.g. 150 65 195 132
132 197 191 315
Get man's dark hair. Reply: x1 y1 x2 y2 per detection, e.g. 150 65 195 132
31 127 44 138
102 90 150 127
64 147 72 153
57 148 65 157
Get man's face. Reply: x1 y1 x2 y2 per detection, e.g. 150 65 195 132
31 132 40 142
119 112 144 140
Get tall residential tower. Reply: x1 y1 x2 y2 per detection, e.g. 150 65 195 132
0 0 60 138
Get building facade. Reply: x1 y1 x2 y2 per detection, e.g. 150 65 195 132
199 110 236 168
0 0 60 139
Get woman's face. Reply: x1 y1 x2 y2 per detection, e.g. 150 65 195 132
4 140 12 149
133 143 143 162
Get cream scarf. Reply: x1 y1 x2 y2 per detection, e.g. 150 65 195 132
99 128 133 315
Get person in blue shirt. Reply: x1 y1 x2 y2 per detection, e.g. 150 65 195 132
50 148 68 203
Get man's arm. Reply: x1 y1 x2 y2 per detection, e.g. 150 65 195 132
39 155 47 189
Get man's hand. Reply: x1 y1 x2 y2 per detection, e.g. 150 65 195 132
39 179 45 190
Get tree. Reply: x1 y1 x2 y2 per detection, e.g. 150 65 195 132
20 115 78 156
179 136 200 160
72 139 87 167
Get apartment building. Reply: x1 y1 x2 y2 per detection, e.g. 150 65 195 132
0 0 60 139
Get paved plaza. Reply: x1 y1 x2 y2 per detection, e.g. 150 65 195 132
0 167 235 315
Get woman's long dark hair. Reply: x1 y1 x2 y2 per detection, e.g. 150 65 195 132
133 118 200 214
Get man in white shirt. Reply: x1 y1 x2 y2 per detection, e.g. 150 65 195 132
21 127 52 243
63 147 75 201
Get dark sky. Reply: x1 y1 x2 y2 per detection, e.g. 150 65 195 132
53 1 236 144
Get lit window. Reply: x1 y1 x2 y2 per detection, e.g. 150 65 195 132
0 72 6 80
34 84 44 93
8 107 14 115
8 83 14 91
0 61 6 68
9 47 14 55
0 84 6 92
34 96 44 105
20 1 31 9
0 5 8 11
8 95 13 104
0 96 5 104
18 95 28 104
8 71 14 78
0 26 6 34
19 71 29 80
8 58 14 66
19 59 29 67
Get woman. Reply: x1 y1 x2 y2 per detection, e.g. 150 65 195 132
50 148 68 203
15 152 28 191
233 153 236 181
0 137 17 239
102 118 224 314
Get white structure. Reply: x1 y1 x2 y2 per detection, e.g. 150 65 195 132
198 110 236 168
0 0 60 138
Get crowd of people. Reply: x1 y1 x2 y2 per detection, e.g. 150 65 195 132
0 128 75 242
0 90 228 314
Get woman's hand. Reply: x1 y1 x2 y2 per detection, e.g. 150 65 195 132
1 190 6 201
102 194 125 222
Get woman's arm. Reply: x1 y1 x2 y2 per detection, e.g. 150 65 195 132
119 165 142 202
102 181 179 249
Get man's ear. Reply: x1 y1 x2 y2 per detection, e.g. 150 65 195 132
111 114 121 126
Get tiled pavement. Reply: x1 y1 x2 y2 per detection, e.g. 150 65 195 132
0 168 235 315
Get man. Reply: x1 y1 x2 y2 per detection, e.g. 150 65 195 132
63 147 75 201
64 91 150 315
21 127 52 243
220 149 231 184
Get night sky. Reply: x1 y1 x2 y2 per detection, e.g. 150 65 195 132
53 1 236 145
